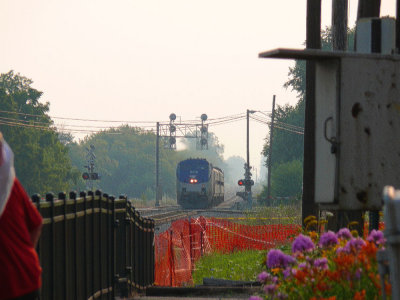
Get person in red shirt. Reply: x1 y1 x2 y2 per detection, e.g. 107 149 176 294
0 133 43 300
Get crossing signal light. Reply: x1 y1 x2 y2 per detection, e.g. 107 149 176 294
238 179 254 187
90 173 99 180
82 172 100 180
246 179 255 186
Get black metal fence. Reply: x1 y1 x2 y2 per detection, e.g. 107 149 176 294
32 190 155 300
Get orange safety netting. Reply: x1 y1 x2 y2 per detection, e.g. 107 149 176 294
205 218 300 252
154 216 301 286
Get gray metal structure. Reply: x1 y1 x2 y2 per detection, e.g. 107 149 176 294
155 114 209 207
259 48 400 211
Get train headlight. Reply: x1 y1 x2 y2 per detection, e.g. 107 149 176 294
189 178 198 184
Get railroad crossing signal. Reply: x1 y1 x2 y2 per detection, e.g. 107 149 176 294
82 172 100 180
238 179 254 187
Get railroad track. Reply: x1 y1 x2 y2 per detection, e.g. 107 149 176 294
145 209 199 225
136 195 246 227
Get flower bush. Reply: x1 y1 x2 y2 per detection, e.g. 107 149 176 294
252 227 390 299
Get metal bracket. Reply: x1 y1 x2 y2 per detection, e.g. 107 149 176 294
324 117 338 154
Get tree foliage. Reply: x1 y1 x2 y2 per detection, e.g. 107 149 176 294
68 127 233 201
0 71 78 195
68 126 181 199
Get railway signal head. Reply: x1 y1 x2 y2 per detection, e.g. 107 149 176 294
82 172 90 180
246 179 254 186
169 113 176 121
238 179 245 186
90 173 99 180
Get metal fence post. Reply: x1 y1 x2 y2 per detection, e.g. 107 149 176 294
58 192 67 300
110 195 117 299
80 191 88 299
383 186 400 300
69 191 78 300
46 192 55 300
31 194 42 298
95 190 103 298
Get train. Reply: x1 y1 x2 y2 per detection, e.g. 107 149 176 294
176 158 224 209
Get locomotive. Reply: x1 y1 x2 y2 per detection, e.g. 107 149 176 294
176 158 224 209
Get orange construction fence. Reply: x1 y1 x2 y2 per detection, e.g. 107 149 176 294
154 217 301 286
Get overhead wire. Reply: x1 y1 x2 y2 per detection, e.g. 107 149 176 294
0 108 303 135
250 115 304 135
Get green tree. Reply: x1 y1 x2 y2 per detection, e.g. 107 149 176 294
68 125 184 200
0 71 78 195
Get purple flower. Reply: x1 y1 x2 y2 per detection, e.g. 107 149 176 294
336 228 352 240
344 237 366 253
257 271 270 282
336 247 345 254
298 262 307 269
249 296 263 300
264 284 277 295
319 231 338 248
314 257 328 270
276 292 288 299
267 249 296 269
355 268 362 280
282 268 291 279
367 230 386 245
292 234 315 253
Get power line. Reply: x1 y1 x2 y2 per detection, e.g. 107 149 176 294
250 115 304 135
1 108 301 135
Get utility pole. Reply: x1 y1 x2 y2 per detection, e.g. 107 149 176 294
246 109 256 209
302 0 321 227
266 95 276 205
332 0 348 51
155 122 160 207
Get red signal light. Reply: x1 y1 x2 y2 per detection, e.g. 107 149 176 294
82 172 90 180
238 179 244 186
189 178 198 184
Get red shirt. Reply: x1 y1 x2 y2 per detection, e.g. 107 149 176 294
0 178 42 299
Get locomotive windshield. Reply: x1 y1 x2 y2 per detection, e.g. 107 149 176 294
176 159 209 183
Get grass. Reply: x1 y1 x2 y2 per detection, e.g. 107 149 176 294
242 204 302 226
192 250 266 285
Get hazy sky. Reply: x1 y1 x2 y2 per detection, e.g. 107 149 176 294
0 0 396 176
